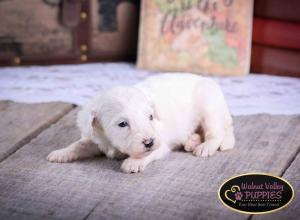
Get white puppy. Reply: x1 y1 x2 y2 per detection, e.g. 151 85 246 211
47 73 235 173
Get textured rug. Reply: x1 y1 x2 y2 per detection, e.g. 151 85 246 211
0 63 300 115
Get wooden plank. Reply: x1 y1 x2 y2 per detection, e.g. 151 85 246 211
86 115 300 220
0 111 299 220
253 152 300 220
0 100 74 162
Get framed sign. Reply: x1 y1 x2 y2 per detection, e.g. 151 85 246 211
137 0 254 76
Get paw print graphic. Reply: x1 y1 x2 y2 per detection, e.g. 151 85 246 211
235 192 243 201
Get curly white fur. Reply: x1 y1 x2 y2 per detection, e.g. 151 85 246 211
47 73 235 173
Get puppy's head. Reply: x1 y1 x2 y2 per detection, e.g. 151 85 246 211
91 86 160 158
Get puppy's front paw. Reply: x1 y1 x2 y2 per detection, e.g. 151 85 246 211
47 149 78 163
193 142 218 157
184 133 201 152
121 158 147 173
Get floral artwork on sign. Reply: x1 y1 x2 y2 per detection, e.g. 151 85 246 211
138 0 254 76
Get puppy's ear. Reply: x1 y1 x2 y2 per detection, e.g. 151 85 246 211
143 91 159 120
91 111 103 132
139 88 160 120
152 103 160 121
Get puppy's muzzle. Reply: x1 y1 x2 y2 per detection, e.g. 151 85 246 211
143 138 154 149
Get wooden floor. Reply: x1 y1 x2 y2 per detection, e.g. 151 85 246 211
0 101 299 220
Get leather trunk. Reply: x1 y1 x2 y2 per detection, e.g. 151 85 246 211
0 0 139 66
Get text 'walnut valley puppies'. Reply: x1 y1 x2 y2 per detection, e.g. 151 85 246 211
47 73 235 173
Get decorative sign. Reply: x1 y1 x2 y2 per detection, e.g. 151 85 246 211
138 0 254 76
218 173 294 214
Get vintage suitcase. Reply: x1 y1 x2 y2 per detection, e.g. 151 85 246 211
251 44 300 77
0 0 139 66
250 0 300 77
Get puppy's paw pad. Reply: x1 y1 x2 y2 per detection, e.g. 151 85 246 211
193 143 217 157
121 158 147 173
184 134 201 152
47 150 77 163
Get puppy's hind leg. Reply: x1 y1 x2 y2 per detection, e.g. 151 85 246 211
184 133 201 152
47 139 101 163
220 125 235 151
193 112 225 157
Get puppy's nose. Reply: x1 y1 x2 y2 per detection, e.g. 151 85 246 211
143 138 154 148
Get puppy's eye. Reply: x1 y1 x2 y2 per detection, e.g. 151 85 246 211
118 121 128 127
149 114 153 121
